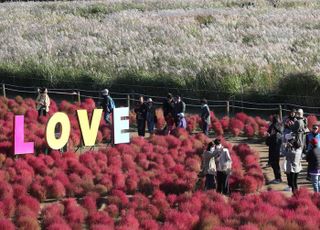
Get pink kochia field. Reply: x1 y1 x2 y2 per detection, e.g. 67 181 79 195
0 96 320 229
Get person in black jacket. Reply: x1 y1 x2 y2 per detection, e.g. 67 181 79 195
267 114 283 184
200 99 211 136
173 96 186 126
162 93 175 134
134 96 147 137
307 138 320 192
146 98 156 135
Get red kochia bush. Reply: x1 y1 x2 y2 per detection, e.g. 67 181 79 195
0 219 15 230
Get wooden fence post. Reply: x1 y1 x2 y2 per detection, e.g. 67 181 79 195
279 104 283 121
127 94 130 108
2 84 6 98
226 101 230 117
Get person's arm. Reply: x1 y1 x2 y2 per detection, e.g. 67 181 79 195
46 95 50 107
182 102 186 113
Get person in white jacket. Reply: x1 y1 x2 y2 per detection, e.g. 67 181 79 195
201 141 216 190
213 139 232 195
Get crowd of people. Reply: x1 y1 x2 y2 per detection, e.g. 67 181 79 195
33 88 320 193
267 109 320 193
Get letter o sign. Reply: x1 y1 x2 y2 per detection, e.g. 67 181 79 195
46 112 71 150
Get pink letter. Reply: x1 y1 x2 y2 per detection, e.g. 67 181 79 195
14 115 34 155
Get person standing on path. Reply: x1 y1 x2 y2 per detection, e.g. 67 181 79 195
36 87 50 117
267 115 283 184
283 110 305 193
200 99 211 136
162 93 175 134
134 96 147 137
305 124 320 180
306 138 320 192
200 141 216 190
146 98 156 136
173 96 186 127
213 139 232 195
101 89 115 125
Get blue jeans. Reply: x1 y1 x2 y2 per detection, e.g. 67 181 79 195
104 112 112 125
147 121 155 134
202 121 209 136
311 174 320 192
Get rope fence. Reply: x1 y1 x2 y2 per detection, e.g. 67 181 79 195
2 83 320 118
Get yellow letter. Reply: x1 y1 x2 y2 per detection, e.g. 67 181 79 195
46 112 71 150
77 109 103 146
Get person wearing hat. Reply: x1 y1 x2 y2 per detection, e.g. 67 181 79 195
307 138 320 192
101 89 115 125
305 124 320 180
36 87 50 117
146 98 156 135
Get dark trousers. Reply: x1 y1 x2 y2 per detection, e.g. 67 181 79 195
270 160 281 180
38 109 47 117
287 172 299 192
205 174 216 190
216 171 229 195
137 119 146 137
202 122 209 136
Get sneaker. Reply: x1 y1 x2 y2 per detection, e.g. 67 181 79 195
283 186 292 192
269 179 281 184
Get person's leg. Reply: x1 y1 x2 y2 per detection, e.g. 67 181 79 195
203 122 208 136
43 110 47 117
205 174 216 190
311 174 319 192
223 172 230 195
317 175 320 193
104 112 111 125
216 171 222 193
292 173 298 193
286 173 292 188
38 109 41 117
137 119 145 136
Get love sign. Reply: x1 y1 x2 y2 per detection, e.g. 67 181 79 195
13 107 130 155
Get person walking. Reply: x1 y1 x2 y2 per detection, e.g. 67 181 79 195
266 115 283 184
213 139 232 195
173 96 186 127
200 99 211 136
101 89 115 125
134 96 147 137
307 138 320 192
146 98 156 136
305 124 320 180
162 93 175 134
200 141 216 190
36 87 50 117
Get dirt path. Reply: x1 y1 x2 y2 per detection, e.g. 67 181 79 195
227 136 312 195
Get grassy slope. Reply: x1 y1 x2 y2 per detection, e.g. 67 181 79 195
0 0 320 98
